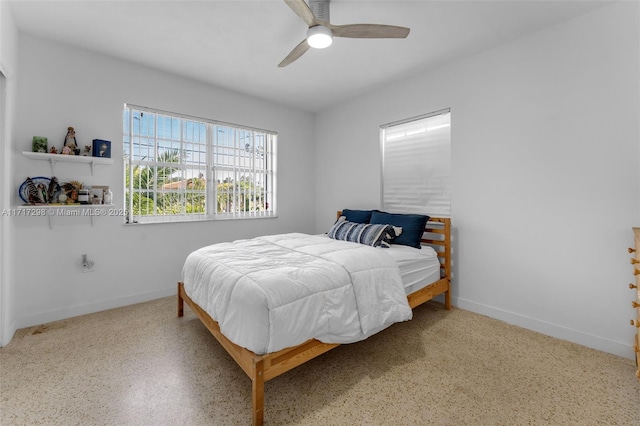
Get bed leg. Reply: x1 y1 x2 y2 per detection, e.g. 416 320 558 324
177 282 184 317
252 359 265 426
444 288 452 310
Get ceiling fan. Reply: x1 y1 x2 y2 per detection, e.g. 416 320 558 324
279 0 410 67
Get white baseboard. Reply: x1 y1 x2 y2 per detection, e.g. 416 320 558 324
14 286 176 332
1 318 17 347
454 296 635 360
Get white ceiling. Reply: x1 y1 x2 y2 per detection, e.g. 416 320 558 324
8 0 611 113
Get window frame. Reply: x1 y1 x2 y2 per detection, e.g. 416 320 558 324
123 104 277 224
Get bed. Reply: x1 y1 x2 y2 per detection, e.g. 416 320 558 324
178 211 451 425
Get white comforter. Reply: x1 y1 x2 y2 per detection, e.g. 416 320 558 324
181 233 412 354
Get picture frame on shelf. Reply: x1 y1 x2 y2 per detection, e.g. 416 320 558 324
90 185 109 204
32 136 48 153
92 139 111 158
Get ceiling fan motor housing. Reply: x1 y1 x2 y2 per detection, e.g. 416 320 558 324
309 0 330 22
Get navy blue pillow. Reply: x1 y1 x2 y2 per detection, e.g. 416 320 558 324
341 209 373 224
370 211 429 249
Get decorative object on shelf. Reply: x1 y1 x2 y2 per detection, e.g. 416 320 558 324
91 185 109 204
82 145 91 156
61 146 72 155
26 177 41 203
92 139 111 158
91 187 102 204
78 189 90 205
32 136 48 153
64 126 77 154
104 188 112 205
18 176 61 204
49 146 57 154
47 177 60 203
61 180 84 203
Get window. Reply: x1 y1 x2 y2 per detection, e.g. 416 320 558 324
380 109 451 217
123 105 277 224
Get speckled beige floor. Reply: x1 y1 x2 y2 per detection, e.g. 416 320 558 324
1 297 639 425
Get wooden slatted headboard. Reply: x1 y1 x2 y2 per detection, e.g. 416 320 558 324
335 211 451 279
422 217 452 280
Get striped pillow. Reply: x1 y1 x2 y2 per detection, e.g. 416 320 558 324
327 217 398 248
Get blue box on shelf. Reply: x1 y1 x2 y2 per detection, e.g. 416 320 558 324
92 139 111 158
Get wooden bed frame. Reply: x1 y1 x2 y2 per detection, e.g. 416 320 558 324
177 215 451 425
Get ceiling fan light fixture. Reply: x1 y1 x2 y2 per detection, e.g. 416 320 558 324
307 25 333 49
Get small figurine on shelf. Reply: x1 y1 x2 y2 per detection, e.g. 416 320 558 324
63 126 77 154
47 177 60 203
61 146 72 155
49 146 57 154
83 145 91 156
36 183 47 204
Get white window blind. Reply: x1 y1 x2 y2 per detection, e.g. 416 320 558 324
381 109 451 217
123 104 277 224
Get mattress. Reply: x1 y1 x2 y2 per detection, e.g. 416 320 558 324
385 244 442 295
182 233 413 354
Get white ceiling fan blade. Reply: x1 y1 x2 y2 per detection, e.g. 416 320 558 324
278 39 311 67
284 0 318 27
331 24 410 39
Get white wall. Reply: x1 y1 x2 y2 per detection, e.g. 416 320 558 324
0 0 19 346
10 34 315 329
315 2 640 359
